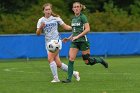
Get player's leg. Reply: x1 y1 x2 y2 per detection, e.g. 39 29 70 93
81 42 108 68
82 50 108 68
47 51 60 82
55 54 80 81
62 47 79 83
54 40 80 81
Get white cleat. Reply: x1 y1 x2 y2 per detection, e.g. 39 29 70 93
51 78 60 83
74 71 80 81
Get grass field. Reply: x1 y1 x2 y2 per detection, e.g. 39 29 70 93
0 56 140 93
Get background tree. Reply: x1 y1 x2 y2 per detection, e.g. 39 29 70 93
0 0 38 13
0 0 140 34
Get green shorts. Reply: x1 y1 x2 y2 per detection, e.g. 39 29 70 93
70 41 90 51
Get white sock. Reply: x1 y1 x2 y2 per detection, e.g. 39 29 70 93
73 71 77 76
60 63 77 76
49 61 58 79
60 63 68 72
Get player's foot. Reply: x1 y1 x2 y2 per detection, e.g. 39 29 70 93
100 57 108 68
73 71 80 81
51 78 60 83
62 79 71 83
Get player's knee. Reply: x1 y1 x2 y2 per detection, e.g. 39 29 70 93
56 64 61 68
82 54 90 65
69 56 76 61
82 54 90 60
48 57 54 63
55 61 61 68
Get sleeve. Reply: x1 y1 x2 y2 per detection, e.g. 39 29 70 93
81 14 88 24
37 18 42 29
56 17 64 25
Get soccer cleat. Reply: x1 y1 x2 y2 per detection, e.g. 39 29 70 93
62 79 71 83
100 57 108 68
73 71 80 81
51 78 60 83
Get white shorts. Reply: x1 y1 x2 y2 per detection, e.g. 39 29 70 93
45 39 62 51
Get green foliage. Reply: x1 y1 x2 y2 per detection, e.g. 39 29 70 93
0 0 140 34
130 0 140 16
0 13 37 34
0 0 38 13
110 0 134 11
65 0 108 12
88 1 140 31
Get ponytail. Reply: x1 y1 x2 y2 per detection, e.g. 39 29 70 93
52 12 60 17
80 4 86 11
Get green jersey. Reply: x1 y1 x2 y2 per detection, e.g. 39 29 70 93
71 13 88 42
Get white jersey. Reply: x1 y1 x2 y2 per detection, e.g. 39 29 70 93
37 16 64 42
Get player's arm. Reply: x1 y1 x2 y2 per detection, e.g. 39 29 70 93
36 28 41 36
72 23 90 41
76 23 90 38
57 17 72 30
61 23 72 31
62 34 73 43
36 22 45 36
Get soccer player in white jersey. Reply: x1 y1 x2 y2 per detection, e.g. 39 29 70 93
36 3 80 83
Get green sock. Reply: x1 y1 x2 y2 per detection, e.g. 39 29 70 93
93 57 102 63
68 60 74 80
89 57 102 64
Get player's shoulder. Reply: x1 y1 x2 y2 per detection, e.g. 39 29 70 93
39 17 45 20
38 17 45 22
80 13 87 18
52 16 62 21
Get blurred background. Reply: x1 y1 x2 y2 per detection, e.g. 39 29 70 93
0 1 140 93
0 0 140 59
0 0 140 34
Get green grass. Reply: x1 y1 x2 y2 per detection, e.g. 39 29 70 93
0 56 140 93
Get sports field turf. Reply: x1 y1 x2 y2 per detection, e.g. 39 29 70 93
0 56 140 93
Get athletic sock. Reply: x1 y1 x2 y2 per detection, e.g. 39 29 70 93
73 71 77 75
68 60 74 80
88 57 102 65
91 57 102 63
60 63 68 72
49 61 58 79
94 57 102 63
61 63 77 77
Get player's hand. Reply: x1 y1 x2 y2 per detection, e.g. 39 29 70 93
72 36 78 41
62 38 69 43
36 22 45 36
39 22 46 29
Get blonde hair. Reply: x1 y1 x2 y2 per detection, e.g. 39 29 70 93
73 2 86 11
42 3 60 17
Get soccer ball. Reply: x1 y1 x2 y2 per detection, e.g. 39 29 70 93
47 40 60 53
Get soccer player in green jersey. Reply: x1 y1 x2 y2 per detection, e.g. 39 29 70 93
62 2 108 83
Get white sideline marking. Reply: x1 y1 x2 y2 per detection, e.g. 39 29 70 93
15 71 41 73
2 67 46 73
11 68 16 69
16 71 24 72
86 72 140 76
3 67 138 75
4 69 11 72
3 66 138 75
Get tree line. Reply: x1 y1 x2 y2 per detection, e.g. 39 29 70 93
0 0 140 34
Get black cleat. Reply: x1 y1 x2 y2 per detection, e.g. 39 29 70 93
62 79 71 83
100 57 108 68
